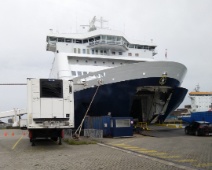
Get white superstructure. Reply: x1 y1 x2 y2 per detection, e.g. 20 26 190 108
47 17 157 80
189 92 212 112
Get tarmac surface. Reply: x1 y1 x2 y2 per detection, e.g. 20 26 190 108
0 125 211 170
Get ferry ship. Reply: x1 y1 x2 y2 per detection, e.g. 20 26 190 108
46 17 188 127
181 85 212 123
189 85 212 112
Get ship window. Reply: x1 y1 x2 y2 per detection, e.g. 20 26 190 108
83 39 88 43
94 61 97 64
112 62 114 64
77 71 82 76
100 50 103 55
92 50 94 54
135 53 139 57
71 71 76 76
112 51 115 55
119 52 122 55
76 60 79 63
107 36 114 41
128 45 134 48
74 48 77 53
83 49 86 54
87 49 90 54
65 39 72 43
49 37 57 41
149 46 155 50
95 50 98 54
95 36 100 41
128 53 132 56
76 39 82 43
85 60 88 63
102 35 106 40
58 38 64 42
78 48 81 53
89 38 94 42
83 72 87 75
103 62 105 64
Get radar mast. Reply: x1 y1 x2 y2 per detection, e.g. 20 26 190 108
80 16 108 32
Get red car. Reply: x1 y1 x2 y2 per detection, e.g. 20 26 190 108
185 121 212 136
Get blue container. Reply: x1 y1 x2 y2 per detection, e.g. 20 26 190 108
110 117 133 137
84 116 111 137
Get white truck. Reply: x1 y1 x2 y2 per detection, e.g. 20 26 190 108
24 78 74 146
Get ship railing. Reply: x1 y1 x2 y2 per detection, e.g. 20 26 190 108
89 40 124 46
88 40 128 51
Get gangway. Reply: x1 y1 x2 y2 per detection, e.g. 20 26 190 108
0 108 26 127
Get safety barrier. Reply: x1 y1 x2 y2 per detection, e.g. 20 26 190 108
84 129 103 139
64 129 72 139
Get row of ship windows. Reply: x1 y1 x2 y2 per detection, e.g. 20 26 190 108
195 105 212 108
74 60 125 65
48 36 155 50
73 48 140 56
50 36 120 44
71 71 88 76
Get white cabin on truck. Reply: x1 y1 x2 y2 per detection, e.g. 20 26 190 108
26 78 74 146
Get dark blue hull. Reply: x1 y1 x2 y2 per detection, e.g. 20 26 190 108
74 77 187 128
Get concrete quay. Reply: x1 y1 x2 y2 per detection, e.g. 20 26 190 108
0 126 211 170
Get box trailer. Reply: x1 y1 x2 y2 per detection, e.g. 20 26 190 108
26 78 74 146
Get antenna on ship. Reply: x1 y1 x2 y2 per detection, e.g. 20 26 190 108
194 84 200 92
80 16 108 32
96 17 108 29
165 49 167 59
80 16 96 32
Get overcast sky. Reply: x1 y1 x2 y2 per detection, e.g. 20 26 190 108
0 0 212 115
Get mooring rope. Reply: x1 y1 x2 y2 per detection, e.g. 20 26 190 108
74 80 102 138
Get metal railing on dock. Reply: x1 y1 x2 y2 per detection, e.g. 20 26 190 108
84 129 103 139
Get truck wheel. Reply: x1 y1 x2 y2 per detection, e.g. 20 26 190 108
51 137 58 141
31 139 35 146
58 137 62 145
195 130 199 136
